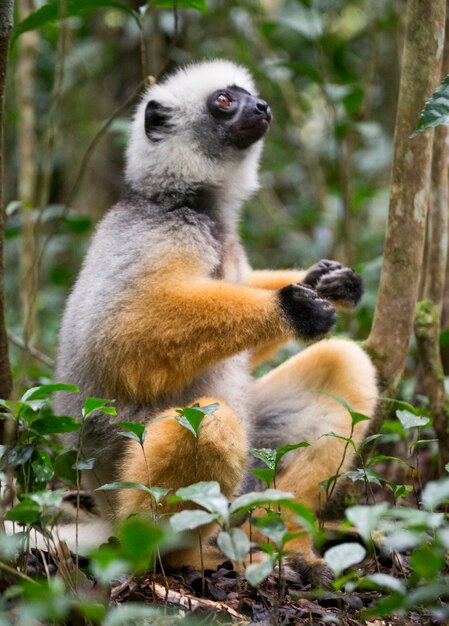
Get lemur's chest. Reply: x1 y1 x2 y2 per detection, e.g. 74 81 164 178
218 234 248 283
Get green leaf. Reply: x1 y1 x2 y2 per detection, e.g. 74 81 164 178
117 422 147 445
176 481 229 519
252 511 287 549
274 442 310 467
345 503 389 542
250 448 276 470
320 431 356 451
153 0 207 12
367 454 413 469
346 468 383 487
324 542 366 577
32 415 81 434
249 467 275 488
412 74 449 137
217 528 250 564
148 487 170 505
21 383 79 402
245 556 275 587
73 457 95 470
396 409 429 430
54 449 77 484
3 445 34 468
5 499 40 525
118 517 165 572
83 398 116 419
170 509 217 533
13 0 139 44
175 402 219 438
422 477 449 509
386 483 413 499
350 412 371 426
229 489 294 515
366 573 406 594
411 546 445 580
26 489 65 509
96 481 151 493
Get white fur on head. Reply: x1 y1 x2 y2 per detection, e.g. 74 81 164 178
125 59 264 207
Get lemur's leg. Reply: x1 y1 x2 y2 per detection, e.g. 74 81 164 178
248 338 377 581
116 396 247 570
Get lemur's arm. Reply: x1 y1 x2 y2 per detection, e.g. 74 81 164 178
98 273 335 401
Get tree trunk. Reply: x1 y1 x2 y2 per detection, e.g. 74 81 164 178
17 0 39 369
414 2 449 475
0 0 14 402
365 0 446 403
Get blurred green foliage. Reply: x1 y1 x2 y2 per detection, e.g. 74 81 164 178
4 0 399 380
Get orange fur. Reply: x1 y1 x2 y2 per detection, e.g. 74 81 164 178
101 266 293 400
247 269 306 290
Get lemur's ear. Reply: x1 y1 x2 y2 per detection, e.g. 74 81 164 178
144 100 172 142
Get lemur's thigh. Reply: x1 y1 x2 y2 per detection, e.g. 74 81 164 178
251 338 377 511
116 396 247 518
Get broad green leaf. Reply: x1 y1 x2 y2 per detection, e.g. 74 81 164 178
411 546 445 580
13 0 138 44
118 517 165 572
324 542 366 577
281 500 318 536
345 503 389 541
274 442 310 467
350 412 371 426
153 0 207 12
5 499 40 525
249 467 275 488
32 456 54 483
26 489 65 509
250 448 276 470
54 449 77 484
412 74 449 137
21 383 79 402
32 415 81 434
88 545 129 585
3 445 34 468
170 509 217 533
217 528 250 564
117 422 147 445
176 481 228 519
83 398 116 419
422 477 449 510
396 409 429 430
229 489 294 515
245 556 275 586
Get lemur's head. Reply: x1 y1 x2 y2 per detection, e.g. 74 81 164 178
125 60 272 202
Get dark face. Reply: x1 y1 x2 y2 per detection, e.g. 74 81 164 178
143 85 272 153
206 86 272 150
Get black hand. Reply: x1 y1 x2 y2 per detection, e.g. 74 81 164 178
278 283 337 340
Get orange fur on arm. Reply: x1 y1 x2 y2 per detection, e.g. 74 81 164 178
100 274 293 400
247 269 306 290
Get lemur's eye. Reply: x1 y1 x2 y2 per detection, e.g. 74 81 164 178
216 93 232 108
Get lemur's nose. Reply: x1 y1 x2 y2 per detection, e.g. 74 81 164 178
255 99 272 122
